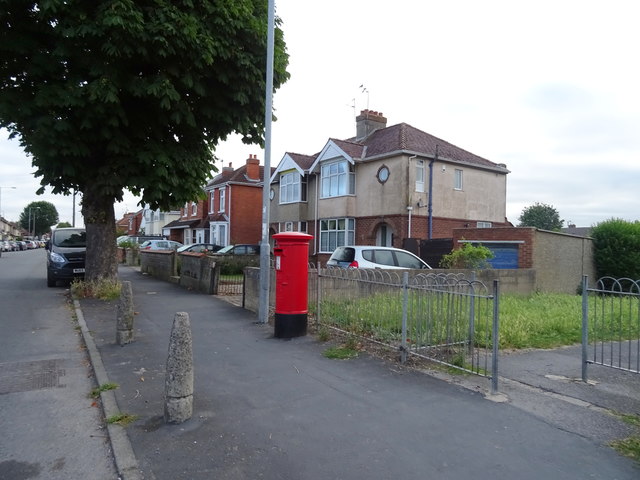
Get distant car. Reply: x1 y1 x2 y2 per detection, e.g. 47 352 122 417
177 243 223 254
327 246 432 269
139 239 183 251
117 235 166 246
213 244 260 255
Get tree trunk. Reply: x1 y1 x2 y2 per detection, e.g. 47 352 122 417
81 188 118 282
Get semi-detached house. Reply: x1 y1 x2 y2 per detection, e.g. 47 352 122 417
269 109 511 262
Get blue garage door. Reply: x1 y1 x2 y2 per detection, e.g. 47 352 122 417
482 243 519 269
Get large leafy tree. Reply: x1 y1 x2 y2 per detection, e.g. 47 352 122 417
19 200 59 237
518 202 564 231
0 1 289 281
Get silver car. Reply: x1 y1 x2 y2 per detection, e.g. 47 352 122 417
327 246 431 269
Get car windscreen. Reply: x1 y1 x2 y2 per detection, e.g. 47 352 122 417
53 230 86 247
330 247 355 262
395 251 425 269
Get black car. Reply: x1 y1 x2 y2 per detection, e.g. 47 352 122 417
46 227 86 287
213 244 260 255
177 243 223 254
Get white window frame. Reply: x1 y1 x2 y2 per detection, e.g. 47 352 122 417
477 222 492 228
319 218 355 253
210 222 228 246
219 188 226 213
285 221 294 232
415 160 425 193
454 169 463 190
209 193 214 213
280 171 300 204
320 160 355 198
191 202 197 216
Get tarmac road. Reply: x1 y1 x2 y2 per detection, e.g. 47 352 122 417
0 248 117 479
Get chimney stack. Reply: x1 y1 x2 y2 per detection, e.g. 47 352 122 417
246 154 260 180
222 162 234 173
356 109 387 141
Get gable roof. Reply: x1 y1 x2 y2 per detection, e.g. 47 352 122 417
206 164 274 189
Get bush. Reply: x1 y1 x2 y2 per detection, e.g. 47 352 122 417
591 218 640 279
440 243 494 269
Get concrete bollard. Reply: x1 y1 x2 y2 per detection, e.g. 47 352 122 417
164 312 194 424
116 281 135 345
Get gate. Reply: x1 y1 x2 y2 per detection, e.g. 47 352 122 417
581 276 640 381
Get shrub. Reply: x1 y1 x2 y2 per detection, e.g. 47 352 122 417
590 218 640 279
440 243 494 269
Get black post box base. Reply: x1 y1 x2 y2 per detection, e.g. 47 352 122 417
274 313 307 339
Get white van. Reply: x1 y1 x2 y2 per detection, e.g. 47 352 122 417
327 246 431 269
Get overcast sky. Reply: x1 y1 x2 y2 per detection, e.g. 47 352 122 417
1 0 638 229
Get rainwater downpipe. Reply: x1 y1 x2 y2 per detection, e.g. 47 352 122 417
428 145 439 240
408 155 417 239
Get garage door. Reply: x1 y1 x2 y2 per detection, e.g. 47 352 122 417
482 243 519 269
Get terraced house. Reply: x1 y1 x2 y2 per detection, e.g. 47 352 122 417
269 109 511 262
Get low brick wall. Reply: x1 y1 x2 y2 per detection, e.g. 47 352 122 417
178 253 219 294
243 267 275 313
140 250 177 281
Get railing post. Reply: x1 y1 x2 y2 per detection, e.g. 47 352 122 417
401 272 409 364
491 280 499 394
581 275 589 382
468 271 476 355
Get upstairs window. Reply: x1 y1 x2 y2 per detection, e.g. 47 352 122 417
191 202 197 216
321 160 355 198
209 192 214 213
454 169 463 190
280 171 306 203
415 160 425 192
219 187 226 213
477 222 492 228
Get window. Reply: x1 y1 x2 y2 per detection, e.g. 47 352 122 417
191 202 197 216
210 223 227 246
477 222 492 228
182 203 188 217
279 171 306 203
319 218 355 253
376 223 392 246
454 169 463 190
209 192 214 213
377 165 390 184
285 221 293 232
219 188 226 213
416 160 425 192
321 160 355 198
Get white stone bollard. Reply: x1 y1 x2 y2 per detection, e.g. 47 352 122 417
116 281 134 345
164 312 194 424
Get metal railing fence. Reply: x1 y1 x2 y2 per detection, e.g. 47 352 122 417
582 276 640 381
317 267 499 393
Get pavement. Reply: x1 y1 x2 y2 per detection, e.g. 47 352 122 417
76 265 640 480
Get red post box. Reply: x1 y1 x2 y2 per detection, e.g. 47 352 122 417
273 232 313 338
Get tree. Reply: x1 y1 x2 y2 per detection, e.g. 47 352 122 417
590 218 640 280
518 203 564 231
19 201 59 237
0 1 289 281
57 221 72 228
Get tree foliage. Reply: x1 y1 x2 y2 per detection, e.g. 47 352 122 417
19 201 59 237
0 1 289 281
518 203 564 231
590 218 640 280
440 242 494 269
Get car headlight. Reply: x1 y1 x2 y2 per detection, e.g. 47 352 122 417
50 252 66 264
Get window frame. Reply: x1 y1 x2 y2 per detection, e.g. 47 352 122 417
454 169 463 190
415 160 425 192
319 217 355 253
320 160 355 198
219 187 226 213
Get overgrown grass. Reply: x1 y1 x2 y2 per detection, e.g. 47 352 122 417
71 279 121 300
106 413 138 426
89 382 119 399
318 291 639 350
610 436 640 462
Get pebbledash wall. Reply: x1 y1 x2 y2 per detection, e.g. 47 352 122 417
451 227 595 294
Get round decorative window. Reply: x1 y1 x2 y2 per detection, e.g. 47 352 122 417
269 188 275 200
377 166 390 183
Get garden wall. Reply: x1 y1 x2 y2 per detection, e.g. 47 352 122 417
140 250 176 281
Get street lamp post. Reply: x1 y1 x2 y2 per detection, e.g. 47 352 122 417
32 207 40 239
0 186 17 219
28 206 40 240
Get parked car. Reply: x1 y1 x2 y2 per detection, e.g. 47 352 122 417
1 241 11 252
213 244 260 255
46 227 86 287
117 235 166 246
327 246 432 269
139 239 183 251
177 243 223 254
